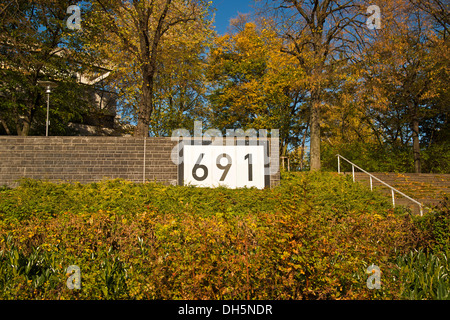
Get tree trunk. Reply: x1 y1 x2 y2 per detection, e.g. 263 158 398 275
0 115 11 135
134 0 169 137
15 90 39 136
15 106 33 136
412 109 421 173
135 115 150 137
310 89 321 171
135 67 153 137
300 122 309 171
17 121 31 136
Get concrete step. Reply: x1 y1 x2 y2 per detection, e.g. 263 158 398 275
342 172 449 215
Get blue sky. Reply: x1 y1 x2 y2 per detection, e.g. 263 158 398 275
212 0 256 34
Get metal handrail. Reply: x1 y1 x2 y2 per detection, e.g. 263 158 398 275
336 154 423 216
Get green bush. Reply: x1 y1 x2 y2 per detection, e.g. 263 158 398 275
0 173 440 299
394 249 450 300
321 141 450 174
421 142 450 174
413 196 450 253
0 234 65 299
321 141 414 173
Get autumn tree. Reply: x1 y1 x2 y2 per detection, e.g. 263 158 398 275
360 0 448 173
207 18 309 158
0 0 92 136
84 0 213 137
258 0 369 170
148 13 212 136
409 0 449 36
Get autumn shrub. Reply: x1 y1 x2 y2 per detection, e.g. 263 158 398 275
412 196 450 253
0 173 430 299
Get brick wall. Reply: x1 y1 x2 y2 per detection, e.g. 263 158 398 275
0 136 280 188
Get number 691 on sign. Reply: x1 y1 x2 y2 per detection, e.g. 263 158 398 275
183 145 266 189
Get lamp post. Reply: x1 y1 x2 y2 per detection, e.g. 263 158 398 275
37 81 57 136
45 85 50 136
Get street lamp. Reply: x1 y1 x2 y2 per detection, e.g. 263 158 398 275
37 81 57 136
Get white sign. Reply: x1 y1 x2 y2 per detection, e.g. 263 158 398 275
183 145 265 189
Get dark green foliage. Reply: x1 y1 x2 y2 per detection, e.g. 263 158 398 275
394 249 450 300
413 196 450 253
0 173 447 299
321 141 450 174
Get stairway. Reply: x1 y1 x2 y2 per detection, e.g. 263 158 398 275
344 172 450 215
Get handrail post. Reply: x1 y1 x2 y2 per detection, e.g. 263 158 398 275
337 155 340 174
336 154 424 216
391 189 395 208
